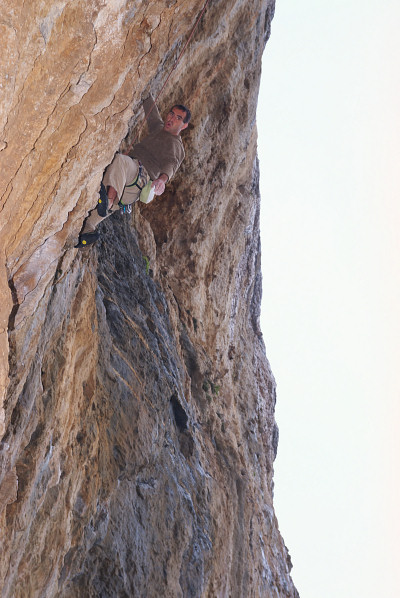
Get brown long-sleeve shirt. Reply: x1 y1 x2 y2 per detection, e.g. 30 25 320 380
129 96 185 181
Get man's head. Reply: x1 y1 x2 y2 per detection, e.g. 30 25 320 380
164 104 191 136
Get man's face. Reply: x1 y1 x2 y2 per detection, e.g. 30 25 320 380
163 107 188 136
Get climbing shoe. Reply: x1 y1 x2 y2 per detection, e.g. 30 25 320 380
75 231 100 249
96 182 109 217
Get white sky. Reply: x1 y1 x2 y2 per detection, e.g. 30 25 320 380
257 1 400 596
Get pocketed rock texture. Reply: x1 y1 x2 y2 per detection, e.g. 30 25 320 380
0 1 299 596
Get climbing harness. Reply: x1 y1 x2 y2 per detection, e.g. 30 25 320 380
120 161 143 215
126 0 212 152
124 162 145 192
118 160 157 212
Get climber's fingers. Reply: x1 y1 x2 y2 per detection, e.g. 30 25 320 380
152 179 165 196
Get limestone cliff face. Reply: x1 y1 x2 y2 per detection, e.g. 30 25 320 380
0 1 299 596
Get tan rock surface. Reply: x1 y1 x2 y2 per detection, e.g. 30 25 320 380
0 0 299 596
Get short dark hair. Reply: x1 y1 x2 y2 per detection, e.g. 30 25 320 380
173 104 191 124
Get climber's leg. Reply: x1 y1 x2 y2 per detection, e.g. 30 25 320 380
96 181 116 217
103 153 140 206
76 154 143 249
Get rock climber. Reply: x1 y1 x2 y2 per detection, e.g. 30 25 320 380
76 95 191 248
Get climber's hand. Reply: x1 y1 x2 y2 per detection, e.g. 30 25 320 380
152 177 166 196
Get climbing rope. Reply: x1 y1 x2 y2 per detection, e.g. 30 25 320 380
126 0 212 151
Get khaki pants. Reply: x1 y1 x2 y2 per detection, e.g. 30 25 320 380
83 154 150 233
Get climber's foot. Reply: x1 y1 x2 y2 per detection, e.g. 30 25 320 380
96 182 109 217
75 231 100 249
